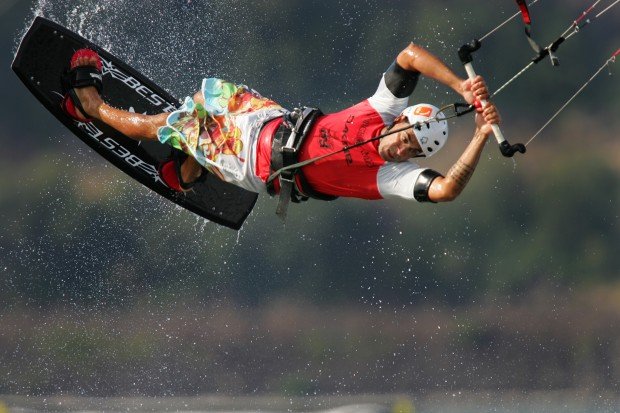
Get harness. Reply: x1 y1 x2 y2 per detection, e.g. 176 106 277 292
266 107 337 220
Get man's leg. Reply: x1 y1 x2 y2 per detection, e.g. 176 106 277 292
71 53 204 184
71 53 168 140
180 155 204 183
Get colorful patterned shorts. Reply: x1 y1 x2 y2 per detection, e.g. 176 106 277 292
157 78 282 175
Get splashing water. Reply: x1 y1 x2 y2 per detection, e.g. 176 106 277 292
29 0 239 95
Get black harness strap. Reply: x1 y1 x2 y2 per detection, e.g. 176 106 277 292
267 107 337 220
295 168 338 201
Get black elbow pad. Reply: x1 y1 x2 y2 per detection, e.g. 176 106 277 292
414 169 443 203
384 60 420 98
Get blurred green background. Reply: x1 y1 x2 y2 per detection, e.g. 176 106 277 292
1 0 619 408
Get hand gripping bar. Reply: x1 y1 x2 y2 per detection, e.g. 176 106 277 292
458 40 526 157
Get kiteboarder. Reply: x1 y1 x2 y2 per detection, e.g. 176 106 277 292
62 43 499 209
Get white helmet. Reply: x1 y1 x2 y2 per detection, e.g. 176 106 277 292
401 104 449 158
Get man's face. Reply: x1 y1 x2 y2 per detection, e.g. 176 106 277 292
378 120 424 162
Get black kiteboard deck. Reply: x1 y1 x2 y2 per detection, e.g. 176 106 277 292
12 16 258 230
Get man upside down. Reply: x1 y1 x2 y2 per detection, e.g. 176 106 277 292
61 43 500 215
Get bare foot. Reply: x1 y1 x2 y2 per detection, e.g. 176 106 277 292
70 55 105 120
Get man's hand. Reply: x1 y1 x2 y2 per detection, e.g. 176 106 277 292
475 101 501 136
461 75 490 106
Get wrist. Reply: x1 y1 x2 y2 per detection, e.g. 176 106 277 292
456 78 467 96
475 127 491 141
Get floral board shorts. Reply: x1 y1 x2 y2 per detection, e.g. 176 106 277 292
157 78 283 190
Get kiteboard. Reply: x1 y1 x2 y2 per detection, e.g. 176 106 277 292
12 17 258 231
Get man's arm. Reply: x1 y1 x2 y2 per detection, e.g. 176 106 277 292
427 104 499 202
396 43 474 104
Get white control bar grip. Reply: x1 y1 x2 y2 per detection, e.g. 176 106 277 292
463 62 506 145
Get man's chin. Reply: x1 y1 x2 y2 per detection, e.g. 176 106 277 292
388 151 404 162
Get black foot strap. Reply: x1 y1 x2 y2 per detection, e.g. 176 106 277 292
61 66 104 118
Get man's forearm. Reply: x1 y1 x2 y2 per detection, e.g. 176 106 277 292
446 129 487 191
397 43 464 95
429 128 488 202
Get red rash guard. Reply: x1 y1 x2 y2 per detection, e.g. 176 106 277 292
297 100 387 199
256 73 432 201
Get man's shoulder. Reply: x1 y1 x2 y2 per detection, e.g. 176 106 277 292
368 75 409 125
